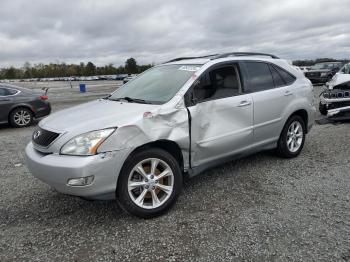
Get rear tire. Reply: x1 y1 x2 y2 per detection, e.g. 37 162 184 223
277 115 306 158
9 107 33 127
116 148 182 218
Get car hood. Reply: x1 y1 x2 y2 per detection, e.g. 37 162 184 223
40 99 159 133
328 73 350 89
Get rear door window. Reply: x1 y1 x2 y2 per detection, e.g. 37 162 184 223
243 62 274 92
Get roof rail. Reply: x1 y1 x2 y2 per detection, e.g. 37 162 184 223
165 54 219 63
212 52 279 59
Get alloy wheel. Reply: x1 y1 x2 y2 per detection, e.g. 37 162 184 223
127 158 174 209
13 110 31 126
286 121 303 153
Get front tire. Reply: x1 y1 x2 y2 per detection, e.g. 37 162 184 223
9 107 33 127
117 148 182 218
277 115 306 158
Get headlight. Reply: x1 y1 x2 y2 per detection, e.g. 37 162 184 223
60 128 115 156
321 73 328 77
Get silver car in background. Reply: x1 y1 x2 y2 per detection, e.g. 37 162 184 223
26 52 315 218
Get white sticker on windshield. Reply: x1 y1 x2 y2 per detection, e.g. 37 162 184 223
178 66 200 72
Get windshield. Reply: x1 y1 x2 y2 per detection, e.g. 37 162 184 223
109 64 201 104
340 63 350 74
311 63 335 70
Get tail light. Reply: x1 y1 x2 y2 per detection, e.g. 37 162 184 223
40 95 48 100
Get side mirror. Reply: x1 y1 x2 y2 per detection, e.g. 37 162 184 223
190 92 198 105
184 89 198 107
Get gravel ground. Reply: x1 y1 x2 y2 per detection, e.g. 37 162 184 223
0 83 349 261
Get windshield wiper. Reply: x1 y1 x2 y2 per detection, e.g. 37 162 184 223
108 96 151 104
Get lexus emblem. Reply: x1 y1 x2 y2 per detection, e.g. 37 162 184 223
33 130 41 140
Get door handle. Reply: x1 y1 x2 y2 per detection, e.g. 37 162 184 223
284 90 293 96
237 100 251 107
0 99 10 101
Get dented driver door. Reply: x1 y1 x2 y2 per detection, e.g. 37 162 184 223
186 64 254 168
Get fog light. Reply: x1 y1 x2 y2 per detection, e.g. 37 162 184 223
67 176 94 186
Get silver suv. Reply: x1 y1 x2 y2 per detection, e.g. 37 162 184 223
26 52 315 218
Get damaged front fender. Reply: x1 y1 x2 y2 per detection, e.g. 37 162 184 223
98 96 190 170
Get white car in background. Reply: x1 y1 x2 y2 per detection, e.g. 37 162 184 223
319 63 350 117
327 62 350 89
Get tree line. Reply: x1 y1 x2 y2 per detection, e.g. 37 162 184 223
0 58 153 80
2 57 349 80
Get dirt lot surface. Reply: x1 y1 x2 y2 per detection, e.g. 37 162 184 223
0 82 349 261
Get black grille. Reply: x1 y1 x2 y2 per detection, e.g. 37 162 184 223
32 128 60 147
323 90 350 99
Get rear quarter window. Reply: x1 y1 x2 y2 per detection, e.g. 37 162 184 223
272 65 296 85
7 89 18 95
269 65 285 87
0 87 19 96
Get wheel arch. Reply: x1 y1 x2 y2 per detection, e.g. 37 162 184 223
125 140 185 172
286 109 309 133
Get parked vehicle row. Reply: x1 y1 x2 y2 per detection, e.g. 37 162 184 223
297 66 311 73
122 74 138 84
0 74 132 83
25 52 316 218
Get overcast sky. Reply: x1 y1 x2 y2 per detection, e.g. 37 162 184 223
0 0 349 67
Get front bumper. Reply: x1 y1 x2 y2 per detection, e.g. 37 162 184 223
25 142 130 200
320 90 350 118
327 106 350 117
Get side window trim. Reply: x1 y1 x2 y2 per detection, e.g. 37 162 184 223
185 62 244 106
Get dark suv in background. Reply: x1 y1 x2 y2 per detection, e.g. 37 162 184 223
0 84 51 127
305 62 343 84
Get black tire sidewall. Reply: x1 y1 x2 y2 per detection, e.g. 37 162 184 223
9 107 33 127
116 148 182 218
319 102 327 115
278 115 306 158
